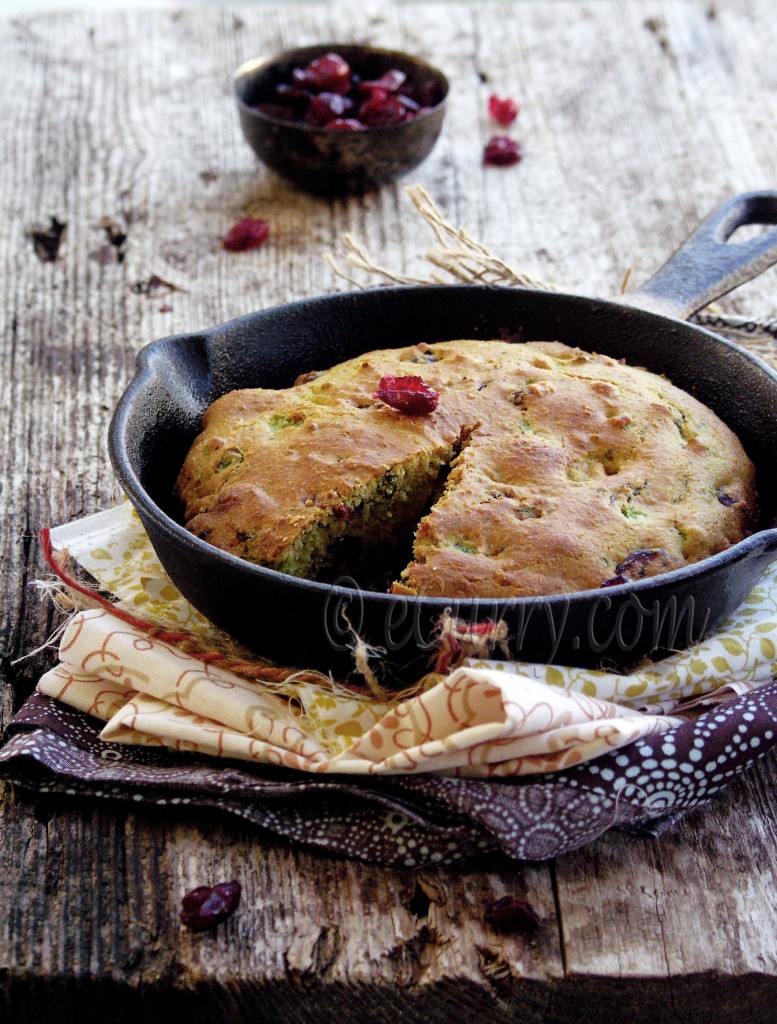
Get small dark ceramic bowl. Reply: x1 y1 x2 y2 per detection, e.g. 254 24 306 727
233 43 449 196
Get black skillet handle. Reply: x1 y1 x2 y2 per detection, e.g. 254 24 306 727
624 191 777 320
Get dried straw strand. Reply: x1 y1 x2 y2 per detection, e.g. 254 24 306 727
327 184 777 341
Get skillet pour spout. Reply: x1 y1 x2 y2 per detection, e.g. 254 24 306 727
109 192 777 683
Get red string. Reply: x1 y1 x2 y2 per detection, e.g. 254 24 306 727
39 528 427 692
37 527 333 686
39 527 236 652
38 524 195 643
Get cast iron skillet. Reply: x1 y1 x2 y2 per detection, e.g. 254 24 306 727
110 192 777 683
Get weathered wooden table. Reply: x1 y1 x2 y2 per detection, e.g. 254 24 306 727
2 2 777 1020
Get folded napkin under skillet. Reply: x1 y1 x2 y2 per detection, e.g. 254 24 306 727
2 503 776 866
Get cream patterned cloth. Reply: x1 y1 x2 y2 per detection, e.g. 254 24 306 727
37 504 777 777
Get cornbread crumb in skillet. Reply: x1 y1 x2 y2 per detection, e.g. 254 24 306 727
175 340 757 597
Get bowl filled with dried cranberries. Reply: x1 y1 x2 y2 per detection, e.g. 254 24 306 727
233 44 449 196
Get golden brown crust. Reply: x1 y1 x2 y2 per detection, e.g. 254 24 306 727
175 339 758 596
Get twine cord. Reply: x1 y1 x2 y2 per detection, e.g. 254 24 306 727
327 185 777 342
37 524 509 712
37 528 481 714
38 528 340 691
432 613 510 675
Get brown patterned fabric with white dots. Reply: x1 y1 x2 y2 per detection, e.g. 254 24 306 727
1 684 776 866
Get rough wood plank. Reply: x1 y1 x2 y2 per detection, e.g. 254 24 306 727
556 757 777 991
1 2 777 1020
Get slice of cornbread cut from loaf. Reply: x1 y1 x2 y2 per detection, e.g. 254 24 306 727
176 339 757 597
175 345 477 586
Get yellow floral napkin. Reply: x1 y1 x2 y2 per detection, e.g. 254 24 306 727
37 503 777 777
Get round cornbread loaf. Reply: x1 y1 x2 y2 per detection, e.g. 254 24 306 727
175 339 758 597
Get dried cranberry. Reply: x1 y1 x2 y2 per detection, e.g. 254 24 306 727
305 92 354 126
327 118 366 131
406 106 435 121
259 55 440 132
293 52 352 94
221 218 270 252
180 880 241 932
717 491 738 507
404 79 442 108
358 92 406 127
374 375 440 415
363 86 387 103
274 83 312 113
615 548 673 580
488 93 521 126
483 136 524 166
600 574 628 588
276 83 309 100
333 503 363 520
359 69 407 94
255 102 296 122
484 895 540 934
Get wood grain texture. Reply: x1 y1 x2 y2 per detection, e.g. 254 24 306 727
1 2 777 1020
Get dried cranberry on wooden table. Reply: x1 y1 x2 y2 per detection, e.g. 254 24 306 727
221 217 270 252
483 135 524 166
256 51 440 131
180 880 242 932
484 895 541 934
488 93 521 126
